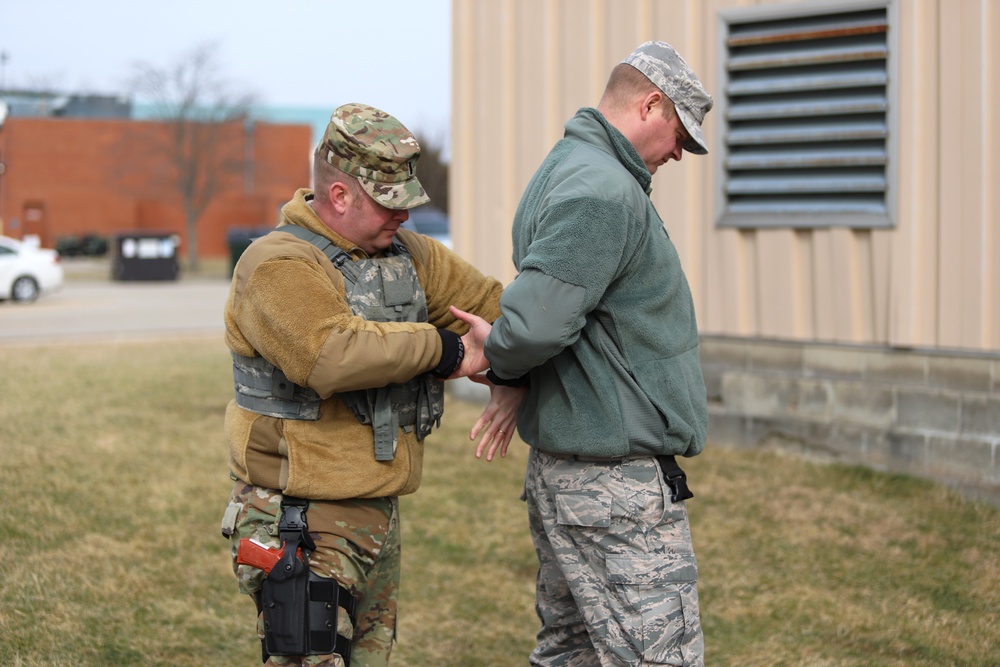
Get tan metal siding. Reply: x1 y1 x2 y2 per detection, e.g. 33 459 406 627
451 0 999 353
936 0 996 349
989 0 1000 347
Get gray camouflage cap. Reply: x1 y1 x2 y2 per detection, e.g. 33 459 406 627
622 41 714 155
318 103 430 209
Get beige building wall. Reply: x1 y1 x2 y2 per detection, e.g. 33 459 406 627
451 0 999 354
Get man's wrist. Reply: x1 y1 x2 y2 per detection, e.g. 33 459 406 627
432 330 465 378
486 368 530 387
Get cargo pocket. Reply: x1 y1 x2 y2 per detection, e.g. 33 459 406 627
226 485 282 596
606 551 699 664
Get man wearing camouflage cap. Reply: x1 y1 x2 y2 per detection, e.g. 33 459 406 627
219 103 513 666
454 41 713 665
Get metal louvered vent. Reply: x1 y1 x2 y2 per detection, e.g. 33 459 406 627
718 3 894 228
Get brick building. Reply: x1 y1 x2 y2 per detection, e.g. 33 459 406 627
0 113 311 259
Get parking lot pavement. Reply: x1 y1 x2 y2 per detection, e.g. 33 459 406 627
0 273 495 403
0 279 231 346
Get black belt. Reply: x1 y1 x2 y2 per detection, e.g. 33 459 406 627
538 450 694 503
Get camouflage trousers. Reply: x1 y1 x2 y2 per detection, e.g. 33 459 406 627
222 481 401 666
525 449 704 667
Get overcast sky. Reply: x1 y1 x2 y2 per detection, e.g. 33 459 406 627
0 0 452 135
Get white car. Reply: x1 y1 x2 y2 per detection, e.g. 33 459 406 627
0 235 64 303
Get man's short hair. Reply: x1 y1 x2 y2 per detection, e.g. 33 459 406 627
600 63 662 113
313 153 365 208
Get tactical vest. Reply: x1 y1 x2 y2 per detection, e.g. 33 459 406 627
231 224 445 461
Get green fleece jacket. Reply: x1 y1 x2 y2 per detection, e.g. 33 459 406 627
484 108 707 458
225 189 503 499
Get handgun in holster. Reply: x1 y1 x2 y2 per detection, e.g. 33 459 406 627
254 496 357 665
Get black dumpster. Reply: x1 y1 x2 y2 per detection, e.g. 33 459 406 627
111 232 179 281
227 227 273 276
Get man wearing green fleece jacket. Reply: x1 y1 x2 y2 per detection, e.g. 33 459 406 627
457 41 713 666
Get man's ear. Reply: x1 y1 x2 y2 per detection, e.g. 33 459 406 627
329 182 350 214
639 91 664 121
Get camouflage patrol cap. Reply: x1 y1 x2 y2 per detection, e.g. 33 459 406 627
318 103 430 209
622 41 714 155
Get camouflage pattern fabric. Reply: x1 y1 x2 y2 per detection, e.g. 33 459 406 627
231 351 322 420
223 482 401 666
621 41 713 155
317 103 430 210
341 253 428 324
334 244 444 456
524 450 704 666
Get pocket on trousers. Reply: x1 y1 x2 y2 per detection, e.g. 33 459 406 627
607 552 700 664
227 486 282 596
555 491 611 528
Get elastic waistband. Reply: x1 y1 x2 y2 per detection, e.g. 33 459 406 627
537 449 663 464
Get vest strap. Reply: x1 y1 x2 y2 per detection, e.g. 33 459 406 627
372 390 397 461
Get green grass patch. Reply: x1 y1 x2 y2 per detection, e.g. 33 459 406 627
0 339 997 666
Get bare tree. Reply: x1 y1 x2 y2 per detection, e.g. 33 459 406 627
126 44 256 270
413 129 449 215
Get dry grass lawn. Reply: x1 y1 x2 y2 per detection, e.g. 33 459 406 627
0 338 996 666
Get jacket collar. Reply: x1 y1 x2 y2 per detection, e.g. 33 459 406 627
564 107 653 195
279 188 369 257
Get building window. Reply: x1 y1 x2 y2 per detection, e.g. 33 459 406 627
717 1 895 228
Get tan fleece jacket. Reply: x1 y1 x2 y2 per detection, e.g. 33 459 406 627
224 188 503 499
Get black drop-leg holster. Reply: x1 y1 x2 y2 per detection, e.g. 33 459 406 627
257 496 357 664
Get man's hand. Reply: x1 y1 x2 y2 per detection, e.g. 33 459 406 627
448 305 492 378
467 374 527 461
